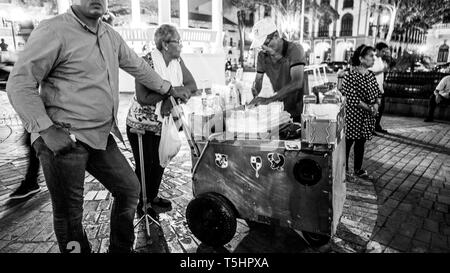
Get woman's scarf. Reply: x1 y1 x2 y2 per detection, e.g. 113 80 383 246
151 49 183 121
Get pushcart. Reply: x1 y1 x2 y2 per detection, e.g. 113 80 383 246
170 93 347 248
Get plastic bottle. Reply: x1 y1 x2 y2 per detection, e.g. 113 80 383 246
201 89 208 115
229 83 236 107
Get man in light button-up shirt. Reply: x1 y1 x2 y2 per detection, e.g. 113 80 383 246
6 0 187 253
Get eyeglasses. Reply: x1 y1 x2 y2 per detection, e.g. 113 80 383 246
167 39 183 45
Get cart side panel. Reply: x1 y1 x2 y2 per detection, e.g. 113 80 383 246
331 134 347 235
193 142 276 219
193 141 297 225
192 140 332 234
288 151 332 234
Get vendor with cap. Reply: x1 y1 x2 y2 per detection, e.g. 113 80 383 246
249 19 307 122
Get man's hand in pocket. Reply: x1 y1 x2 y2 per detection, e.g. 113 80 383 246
39 125 76 156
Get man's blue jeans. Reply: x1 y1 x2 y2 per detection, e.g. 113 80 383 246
33 135 140 253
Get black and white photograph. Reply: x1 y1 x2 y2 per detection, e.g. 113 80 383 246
0 0 449 269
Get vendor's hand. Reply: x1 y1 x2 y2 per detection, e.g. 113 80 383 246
170 86 191 103
39 125 76 156
248 96 271 107
436 94 442 104
160 99 173 117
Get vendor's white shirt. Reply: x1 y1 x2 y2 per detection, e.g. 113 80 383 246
369 56 387 94
436 75 450 99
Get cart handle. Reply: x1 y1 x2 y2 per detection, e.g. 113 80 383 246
169 96 201 157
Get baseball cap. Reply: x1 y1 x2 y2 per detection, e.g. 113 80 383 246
250 18 278 49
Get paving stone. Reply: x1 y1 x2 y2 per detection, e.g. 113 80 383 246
423 219 440 233
430 232 448 248
84 201 99 212
84 211 100 224
397 202 414 213
437 195 450 205
410 240 429 253
415 229 432 244
389 235 412 252
413 207 429 218
90 238 101 253
435 203 449 214
47 242 60 253
94 190 109 201
32 223 54 242
19 242 38 253
178 236 199 253
428 211 445 223
32 242 54 253
85 224 100 240
399 223 417 238
2 242 24 253
372 228 395 246
84 191 98 201
419 199 434 209
97 223 110 238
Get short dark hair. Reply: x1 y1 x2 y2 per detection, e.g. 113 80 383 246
375 42 389 51
350 44 375 66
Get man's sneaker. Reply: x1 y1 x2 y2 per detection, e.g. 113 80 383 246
424 118 434 122
9 181 40 199
354 170 369 179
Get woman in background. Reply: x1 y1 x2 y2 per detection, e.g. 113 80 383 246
342 44 382 179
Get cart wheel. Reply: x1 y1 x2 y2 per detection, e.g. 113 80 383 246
186 193 237 247
302 231 330 247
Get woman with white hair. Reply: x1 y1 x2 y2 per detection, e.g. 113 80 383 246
126 24 197 214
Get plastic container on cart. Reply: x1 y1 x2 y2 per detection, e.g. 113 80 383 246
301 97 345 147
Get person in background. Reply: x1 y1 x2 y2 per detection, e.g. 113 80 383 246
342 44 382 179
369 42 391 134
9 131 41 199
126 24 196 215
424 75 450 122
2 50 42 201
0 38 8 51
6 0 186 253
248 18 307 122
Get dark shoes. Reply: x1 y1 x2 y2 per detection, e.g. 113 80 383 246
136 204 159 220
10 181 40 199
354 169 369 179
424 118 434 122
375 128 389 134
151 197 172 208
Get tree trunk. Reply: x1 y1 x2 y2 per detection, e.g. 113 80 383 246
385 7 397 43
237 10 245 68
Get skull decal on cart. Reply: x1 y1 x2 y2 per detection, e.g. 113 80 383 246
267 153 285 171
215 153 228 169
250 156 262 178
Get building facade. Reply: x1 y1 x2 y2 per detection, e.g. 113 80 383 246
423 8 450 64
250 0 426 64
426 23 450 64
